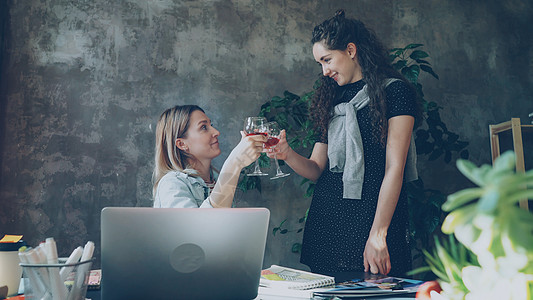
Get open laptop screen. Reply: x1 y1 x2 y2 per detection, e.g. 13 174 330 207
101 207 270 300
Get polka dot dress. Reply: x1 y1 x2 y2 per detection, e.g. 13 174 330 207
300 79 416 276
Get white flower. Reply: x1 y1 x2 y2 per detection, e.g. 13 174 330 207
460 265 532 300
438 281 466 300
430 290 449 300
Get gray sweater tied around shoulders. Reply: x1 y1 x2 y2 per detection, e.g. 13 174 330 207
327 78 418 199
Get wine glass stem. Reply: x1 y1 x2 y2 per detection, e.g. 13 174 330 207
254 160 261 173
274 154 282 175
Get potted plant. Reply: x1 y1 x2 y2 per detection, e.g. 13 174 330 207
413 150 533 299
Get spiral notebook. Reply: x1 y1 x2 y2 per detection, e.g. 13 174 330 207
260 265 335 290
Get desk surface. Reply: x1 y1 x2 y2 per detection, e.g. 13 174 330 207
86 272 417 300
87 290 415 300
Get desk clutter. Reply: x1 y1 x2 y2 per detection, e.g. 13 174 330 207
18 238 95 300
258 266 423 299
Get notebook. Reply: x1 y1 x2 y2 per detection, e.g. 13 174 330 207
260 265 335 290
101 207 270 300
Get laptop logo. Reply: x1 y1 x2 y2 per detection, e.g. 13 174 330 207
169 243 205 273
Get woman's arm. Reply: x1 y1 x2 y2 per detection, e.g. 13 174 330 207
208 132 266 208
267 130 328 182
363 115 414 275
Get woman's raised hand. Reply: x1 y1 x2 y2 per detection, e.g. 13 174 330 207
228 131 267 169
266 129 291 160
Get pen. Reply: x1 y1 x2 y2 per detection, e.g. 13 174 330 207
67 241 94 300
25 247 53 300
44 238 68 300
59 246 83 282
18 248 47 299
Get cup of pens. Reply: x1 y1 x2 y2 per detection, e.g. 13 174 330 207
19 238 94 300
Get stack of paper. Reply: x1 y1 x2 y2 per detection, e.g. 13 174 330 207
312 275 423 298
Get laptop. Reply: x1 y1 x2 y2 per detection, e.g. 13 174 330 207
101 207 270 300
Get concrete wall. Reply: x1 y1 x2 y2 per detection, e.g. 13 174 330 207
1 0 532 270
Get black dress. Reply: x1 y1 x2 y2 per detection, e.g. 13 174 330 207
300 79 416 276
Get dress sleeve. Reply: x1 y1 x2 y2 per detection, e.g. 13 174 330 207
155 174 213 208
385 80 418 119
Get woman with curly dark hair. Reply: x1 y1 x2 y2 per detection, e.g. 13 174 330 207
268 9 420 276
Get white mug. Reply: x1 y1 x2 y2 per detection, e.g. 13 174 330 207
0 240 26 297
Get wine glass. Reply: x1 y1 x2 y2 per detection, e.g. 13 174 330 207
265 122 290 180
243 117 269 176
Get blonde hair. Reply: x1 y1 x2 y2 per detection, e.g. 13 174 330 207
152 105 205 197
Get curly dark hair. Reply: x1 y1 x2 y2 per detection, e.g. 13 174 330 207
310 9 419 146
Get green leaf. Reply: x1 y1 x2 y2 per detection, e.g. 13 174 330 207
441 204 476 233
401 64 420 83
407 266 432 276
477 189 499 213
428 147 444 161
502 189 533 206
427 101 440 110
405 43 424 49
507 208 533 251
392 59 407 70
410 50 429 60
283 90 299 100
443 187 484 211
420 64 440 79
415 59 431 65
422 248 446 276
305 183 315 197
457 159 486 186
272 227 279 235
435 240 462 282
493 151 516 172
291 243 302 253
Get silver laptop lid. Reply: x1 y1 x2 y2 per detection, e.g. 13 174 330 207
101 207 270 300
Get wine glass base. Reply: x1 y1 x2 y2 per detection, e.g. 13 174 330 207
247 172 270 177
270 173 290 180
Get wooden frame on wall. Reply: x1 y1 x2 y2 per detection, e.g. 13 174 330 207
489 117 532 210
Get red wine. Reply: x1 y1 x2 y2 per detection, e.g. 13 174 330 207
246 132 268 137
264 137 280 148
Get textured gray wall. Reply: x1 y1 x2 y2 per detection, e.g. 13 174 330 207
1 0 532 270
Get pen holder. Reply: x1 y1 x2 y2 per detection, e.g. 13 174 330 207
20 258 94 300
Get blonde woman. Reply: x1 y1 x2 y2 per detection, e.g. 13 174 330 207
153 105 265 208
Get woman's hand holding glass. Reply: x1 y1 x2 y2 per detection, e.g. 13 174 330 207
264 122 290 179
266 129 291 160
243 117 269 176
227 130 267 169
